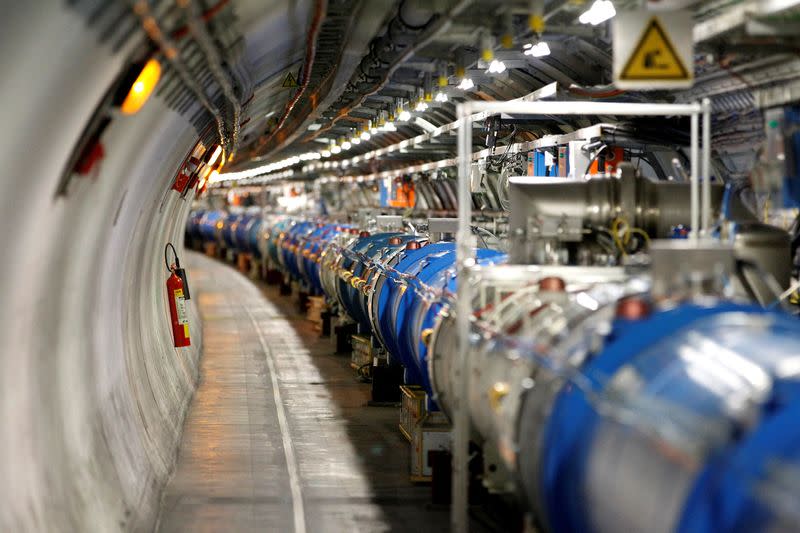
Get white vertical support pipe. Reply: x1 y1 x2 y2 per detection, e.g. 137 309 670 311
453 103 474 533
690 108 700 241
701 98 712 235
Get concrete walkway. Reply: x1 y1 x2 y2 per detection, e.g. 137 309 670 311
156 252 458 532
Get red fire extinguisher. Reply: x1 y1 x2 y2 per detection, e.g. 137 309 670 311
165 243 191 347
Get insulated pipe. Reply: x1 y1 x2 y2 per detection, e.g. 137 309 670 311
130 1 228 149
260 0 327 148
424 264 800 533
398 0 436 29
199 216 800 533
182 0 243 151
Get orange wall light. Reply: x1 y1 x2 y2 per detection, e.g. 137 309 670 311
121 58 161 115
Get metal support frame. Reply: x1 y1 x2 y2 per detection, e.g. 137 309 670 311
453 99 707 532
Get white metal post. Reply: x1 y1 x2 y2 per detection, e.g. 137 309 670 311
690 110 700 241
701 98 712 235
453 103 474 533
449 99 704 532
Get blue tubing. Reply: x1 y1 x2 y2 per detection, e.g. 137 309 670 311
539 304 800 533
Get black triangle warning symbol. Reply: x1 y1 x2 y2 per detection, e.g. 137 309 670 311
620 17 690 81
282 71 299 88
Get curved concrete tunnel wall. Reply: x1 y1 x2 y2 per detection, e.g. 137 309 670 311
1 5 204 531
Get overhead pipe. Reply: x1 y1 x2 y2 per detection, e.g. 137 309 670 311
181 0 243 153
258 0 328 150
130 0 228 149
308 0 474 139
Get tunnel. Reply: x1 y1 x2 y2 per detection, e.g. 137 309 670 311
3 1 800 532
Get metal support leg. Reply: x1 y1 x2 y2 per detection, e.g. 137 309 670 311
690 109 700 241
453 104 474 533
701 98 712 235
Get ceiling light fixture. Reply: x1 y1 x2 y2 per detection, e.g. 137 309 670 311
457 77 475 90
524 41 551 57
487 59 507 74
206 145 223 167
579 0 616 25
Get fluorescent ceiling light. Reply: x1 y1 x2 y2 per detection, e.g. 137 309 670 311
524 42 550 57
457 77 475 90
579 0 616 25
206 145 223 166
487 59 506 74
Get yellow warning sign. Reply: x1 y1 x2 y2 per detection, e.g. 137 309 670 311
282 71 299 88
620 17 689 81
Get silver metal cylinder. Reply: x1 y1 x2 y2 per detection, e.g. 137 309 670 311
428 265 629 502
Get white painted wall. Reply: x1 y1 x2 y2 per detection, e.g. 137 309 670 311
0 4 202 531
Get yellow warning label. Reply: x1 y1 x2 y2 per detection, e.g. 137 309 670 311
282 71 299 88
620 17 689 81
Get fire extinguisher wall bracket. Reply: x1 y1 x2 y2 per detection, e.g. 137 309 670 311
164 242 190 300
165 242 191 348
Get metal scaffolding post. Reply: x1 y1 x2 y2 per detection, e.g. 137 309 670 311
453 99 705 532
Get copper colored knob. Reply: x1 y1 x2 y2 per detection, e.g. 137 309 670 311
388 236 403 245
406 241 421 250
539 276 566 292
420 328 434 346
615 297 651 320
359 231 371 238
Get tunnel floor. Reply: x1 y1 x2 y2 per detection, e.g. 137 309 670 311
156 252 488 532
